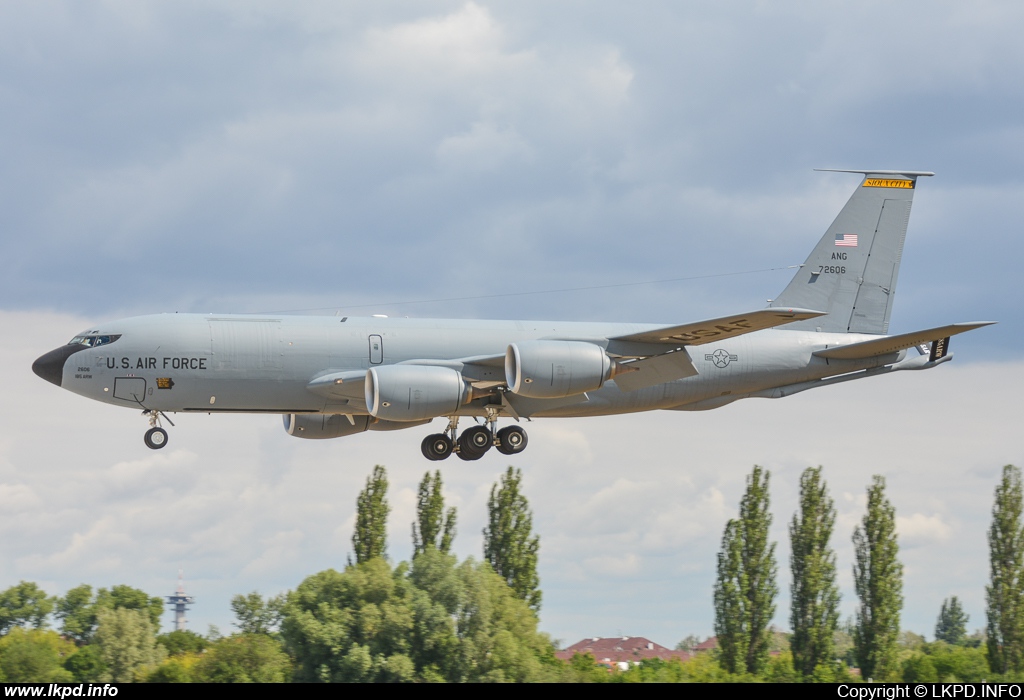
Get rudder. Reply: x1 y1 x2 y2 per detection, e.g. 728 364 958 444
772 169 933 334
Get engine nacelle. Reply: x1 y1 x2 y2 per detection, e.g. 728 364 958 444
283 413 371 439
505 340 613 399
365 364 469 422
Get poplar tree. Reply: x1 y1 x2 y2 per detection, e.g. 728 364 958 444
789 466 840 678
935 596 969 646
412 470 457 556
852 475 903 681
352 465 390 564
484 467 541 613
986 464 1024 674
714 465 778 675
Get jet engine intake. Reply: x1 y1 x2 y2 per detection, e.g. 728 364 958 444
284 413 371 439
366 365 470 422
505 340 618 399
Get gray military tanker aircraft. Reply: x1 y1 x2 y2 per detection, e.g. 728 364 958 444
33 170 993 461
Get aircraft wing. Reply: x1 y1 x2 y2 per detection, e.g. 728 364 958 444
813 322 996 360
610 308 826 346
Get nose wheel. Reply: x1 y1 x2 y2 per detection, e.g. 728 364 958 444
145 427 168 449
142 409 174 450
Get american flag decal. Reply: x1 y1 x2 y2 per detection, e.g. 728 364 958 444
835 233 858 247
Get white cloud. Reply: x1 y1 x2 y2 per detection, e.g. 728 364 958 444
898 513 953 548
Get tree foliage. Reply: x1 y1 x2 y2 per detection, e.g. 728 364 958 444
231 592 283 635
0 628 74 683
483 466 541 612
412 470 456 556
280 548 558 682
353 465 390 564
789 466 840 678
157 629 208 657
192 634 291 683
56 584 163 643
987 464 1024 674
852 475 903 681
0 582 55 635
63 644 106 682
93 607 166 682
936 596 970 646
714 465 777 675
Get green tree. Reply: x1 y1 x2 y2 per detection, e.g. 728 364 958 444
145 655 196 683
192 634 291 683
852 475 903 681
789 466 840 678
353 465 390 564
713 465 777 675
936 596 970 646
483 466 541 612
97 585 164 630
987 464 1024 674
230 592 282 635
157 629 207 656
675 634 701 651
412 470 456 556
0 581 55 634
902 652 939 683
0 628 74 682
55 584 96 643
281 548 558 682
63 644 106 682
93 607 166 682
56 584 164 643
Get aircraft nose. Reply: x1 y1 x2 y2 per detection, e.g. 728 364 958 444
32 346 76 387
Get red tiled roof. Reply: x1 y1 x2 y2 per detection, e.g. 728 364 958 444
693 636 718 651
555 636 694 664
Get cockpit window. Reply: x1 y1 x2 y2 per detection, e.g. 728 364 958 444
68 334 121 347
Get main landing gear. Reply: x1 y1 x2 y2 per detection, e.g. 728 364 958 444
142 409 175 450
420 413 529 462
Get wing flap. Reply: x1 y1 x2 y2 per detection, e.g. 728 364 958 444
813 322 995 360
611 308 825 346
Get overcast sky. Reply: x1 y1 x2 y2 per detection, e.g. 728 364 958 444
2 1 1022 645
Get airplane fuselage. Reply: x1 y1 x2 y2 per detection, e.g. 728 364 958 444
55 312 900 419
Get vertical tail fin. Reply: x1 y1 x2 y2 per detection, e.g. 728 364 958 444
772 169 933 334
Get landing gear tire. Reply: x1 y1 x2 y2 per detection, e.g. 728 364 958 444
496 425 528 455
144 427 168 450
421 433 454 461
457 426 492 461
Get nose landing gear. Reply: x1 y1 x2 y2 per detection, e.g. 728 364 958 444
142 409 174 450
420 411 529 462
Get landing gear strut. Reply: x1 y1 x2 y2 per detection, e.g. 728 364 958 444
142 409 174 450
420 410 529 461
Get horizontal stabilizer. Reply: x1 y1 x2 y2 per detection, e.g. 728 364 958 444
614 349 699 392
611 308 825 346
813 322 995 360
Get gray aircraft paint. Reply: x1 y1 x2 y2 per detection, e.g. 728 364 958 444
32 171 994 453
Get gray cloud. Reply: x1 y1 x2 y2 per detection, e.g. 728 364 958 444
0 2 1020 354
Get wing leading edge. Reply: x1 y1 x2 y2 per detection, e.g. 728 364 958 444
610 307 826 345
